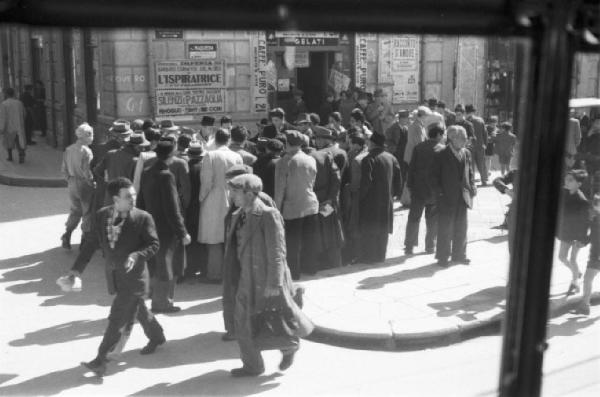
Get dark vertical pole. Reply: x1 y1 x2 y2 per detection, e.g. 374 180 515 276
82 28 97 126
62 28 75 148
499 1 577 396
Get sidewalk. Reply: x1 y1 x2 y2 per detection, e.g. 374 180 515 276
0 134 65 187
300 179 599 350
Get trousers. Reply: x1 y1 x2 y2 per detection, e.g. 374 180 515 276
206 243 224 281
471 146 488 183
65 178 95 234
97 293 164 359
284 215 319 279
436 202 468 261
404 197 437 250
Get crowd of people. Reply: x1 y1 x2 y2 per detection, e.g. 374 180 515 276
45 88 600 376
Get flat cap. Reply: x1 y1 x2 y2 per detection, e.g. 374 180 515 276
266 138 284 152
225 164 254 179
228 174 263 193
313 125 336 139
369 132 386 147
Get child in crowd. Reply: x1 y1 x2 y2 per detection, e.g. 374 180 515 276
556 169 590 295
576 194 600 315
494 122 517 175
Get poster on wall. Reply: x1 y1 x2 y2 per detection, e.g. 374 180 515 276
188 44 218 59
252 32 268 113
379 35 420 104
155 60 225 90
155 88 226 117
329 69 351 95
355 34 369 91
155 59 226 117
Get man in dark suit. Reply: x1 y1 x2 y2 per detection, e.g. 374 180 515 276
137 141 191 313
252 138 283 199
82 177 164 377
430 125 477 267
466 104 489 186
359 133 402 263
404 123 445 255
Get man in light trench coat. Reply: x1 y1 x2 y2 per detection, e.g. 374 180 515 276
225 174 313 377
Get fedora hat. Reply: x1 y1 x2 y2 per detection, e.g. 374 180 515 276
109 119 133 137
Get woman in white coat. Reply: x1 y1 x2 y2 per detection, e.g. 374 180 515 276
198 128 243 281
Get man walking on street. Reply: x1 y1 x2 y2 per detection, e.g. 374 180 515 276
404 123 445 255
359 133 402 263
226 174 313 377
466 104 489 186
430 126 477 267
61 123 96 250
81 177 165 377
138 141 192 313
0 87 27 163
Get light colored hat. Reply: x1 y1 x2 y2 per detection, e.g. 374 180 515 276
227 174 263 193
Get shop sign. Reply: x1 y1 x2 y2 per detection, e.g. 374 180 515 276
266 31 342 46
155 29 183 39
155 88 226 117
188 43 218 59
355 34 369 91
155 60 225 90
252 32 268 113
295 51 310 68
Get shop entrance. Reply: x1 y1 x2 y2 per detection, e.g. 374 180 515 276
296 51 335 113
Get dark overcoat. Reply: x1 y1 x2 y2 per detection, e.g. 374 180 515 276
359 147 402 235
407 139 442 203
429 145 476 209
185 156 203 239
137 159 188 279
95 206 160 296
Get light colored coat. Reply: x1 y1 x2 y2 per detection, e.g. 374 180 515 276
198 145 243 244
0 98 26 150
404 119 427 164
274 149 319 220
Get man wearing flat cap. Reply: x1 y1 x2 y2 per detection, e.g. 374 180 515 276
274 130 320 279
137 140 191 313
359 132 402 264
225 174 313 377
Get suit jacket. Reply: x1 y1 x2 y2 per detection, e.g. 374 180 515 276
404 119 427 164
385 122 408 163
467 115 488 149
253 153 280 199
95 206 159 296
407 139 441 203
430 145 476 209
311 149 341 204
274 149 319 220
137 159 187 242
146 156 191 211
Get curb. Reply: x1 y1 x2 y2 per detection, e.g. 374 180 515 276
0 172 66 188
306 292 600 351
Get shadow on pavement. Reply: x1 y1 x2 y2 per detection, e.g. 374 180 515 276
310 254 410 282
356 261 443 290
9 319 107 347
130 370 282 396
469 234 509 245
0 331 245 396
547 314 600 339
0 374 18 385
428 286 506 321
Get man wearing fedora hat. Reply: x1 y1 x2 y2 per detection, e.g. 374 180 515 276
366 88 395 136
159 119 180 135
359 133 402 264
196 115 217 151
311 126 345 269
93 120 139 206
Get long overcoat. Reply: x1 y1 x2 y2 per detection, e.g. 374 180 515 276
224 200 313 342
137 159 188 279
198 146 243 244
359 147 402 236
0 98 26 150
95 206 160 296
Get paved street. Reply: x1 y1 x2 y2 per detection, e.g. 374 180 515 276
0 184 599 396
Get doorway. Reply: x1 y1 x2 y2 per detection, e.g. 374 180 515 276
296 51 334 113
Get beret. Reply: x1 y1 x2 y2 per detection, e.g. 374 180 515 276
228 174 263 193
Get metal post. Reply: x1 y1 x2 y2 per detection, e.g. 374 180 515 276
498 1 578 396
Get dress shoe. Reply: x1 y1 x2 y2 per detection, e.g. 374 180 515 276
566 282 581 296
452 257 471 265
81 358 107 377
437 259 449 268
425 247 435 254
151 305 181 314
230 367 263 377
61 233 72 250
279 350 297 371
404 247 414 255
574 302 590 315
140 336 166 355
221 332 236 341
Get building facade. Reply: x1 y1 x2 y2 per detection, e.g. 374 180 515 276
1 26 599 150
